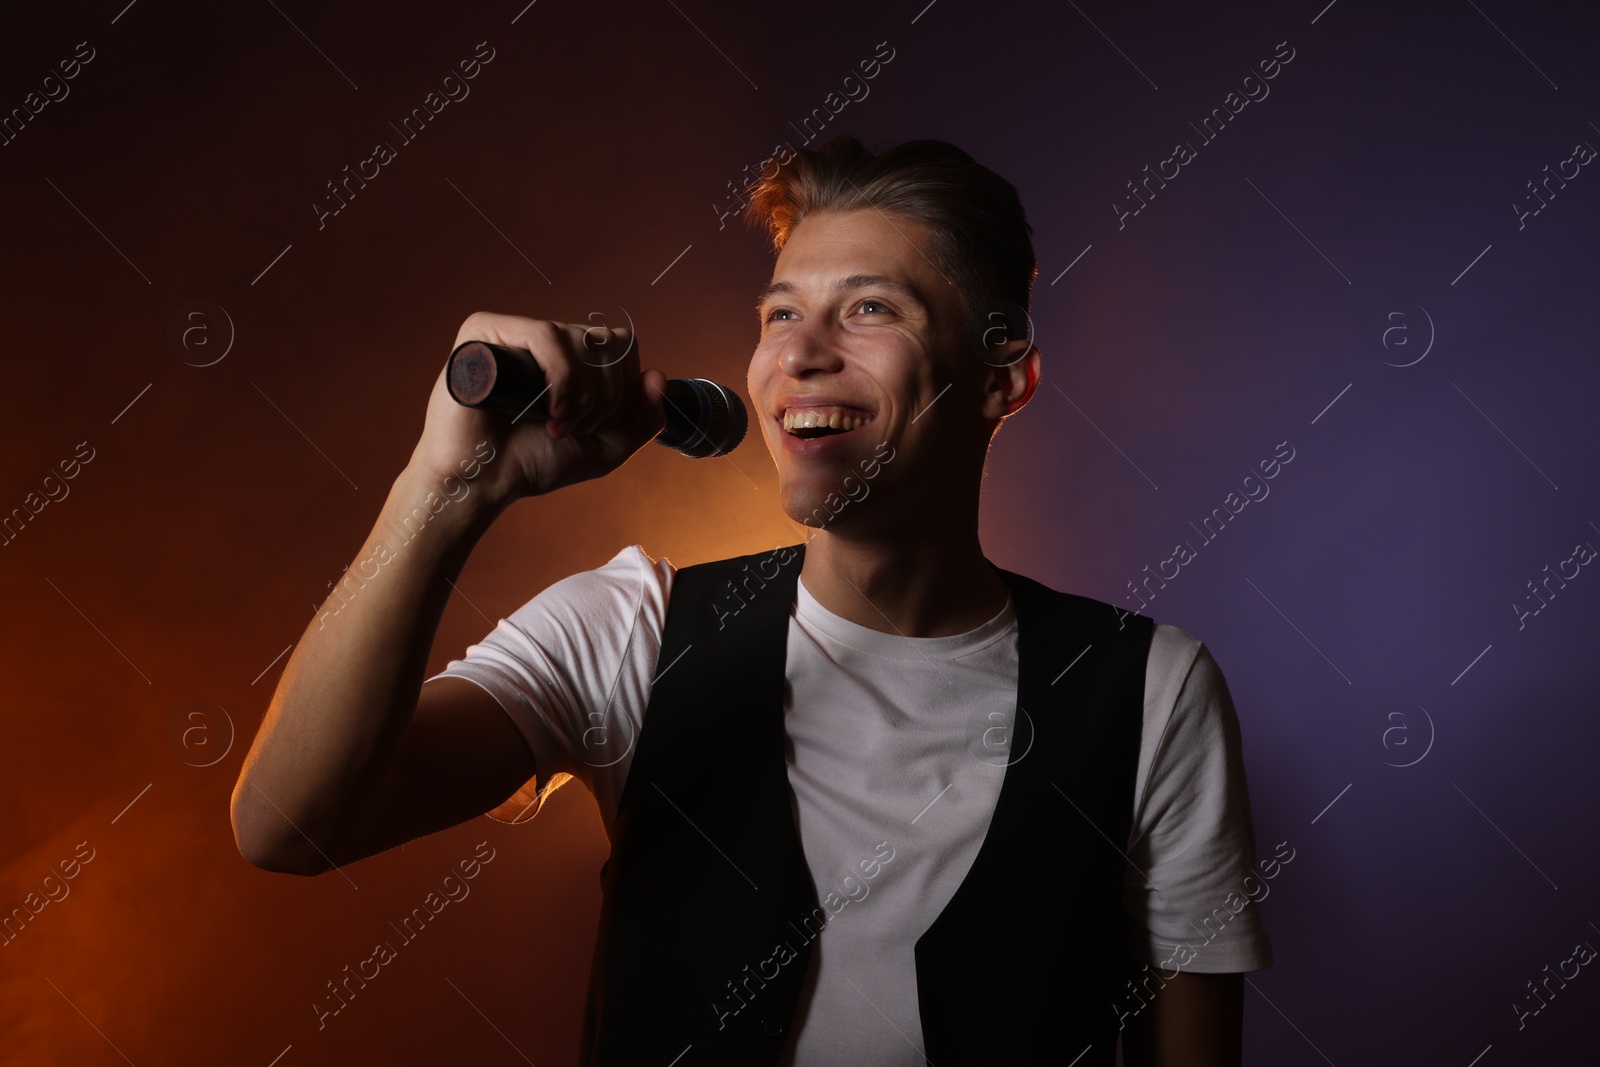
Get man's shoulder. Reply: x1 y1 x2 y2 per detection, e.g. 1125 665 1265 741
552 542 805 621
571 543 673 583
989 571 1227 695
994 566 1164 639
1149 620 1205 660
670 542 805 579
1143 621 1234 725
500 544 675 632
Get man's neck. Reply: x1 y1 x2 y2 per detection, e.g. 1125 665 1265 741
797 526 1010 638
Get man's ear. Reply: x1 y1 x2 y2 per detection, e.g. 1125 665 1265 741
980 344 1041 420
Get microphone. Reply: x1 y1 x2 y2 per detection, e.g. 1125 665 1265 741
446 340 748 459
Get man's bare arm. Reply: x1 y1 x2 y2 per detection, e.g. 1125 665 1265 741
1121 970 1244 1067
230 465 523 875
230 313 666 875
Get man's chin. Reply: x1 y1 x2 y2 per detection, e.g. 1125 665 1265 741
779 486 874 532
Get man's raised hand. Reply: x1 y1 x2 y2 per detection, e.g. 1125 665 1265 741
408 311 667 509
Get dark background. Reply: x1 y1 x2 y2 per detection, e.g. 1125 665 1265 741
2 0 1597 1063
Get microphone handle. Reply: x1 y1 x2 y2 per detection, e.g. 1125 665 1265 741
445 339 747 459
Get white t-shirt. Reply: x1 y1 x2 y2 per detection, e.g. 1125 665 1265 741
428 545 1272 1063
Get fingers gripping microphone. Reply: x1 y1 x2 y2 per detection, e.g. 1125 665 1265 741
446 340 748 459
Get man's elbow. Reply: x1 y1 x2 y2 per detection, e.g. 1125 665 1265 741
229 787 332 877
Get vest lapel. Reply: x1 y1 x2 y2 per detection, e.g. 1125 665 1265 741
585 543 816 1066
914 566 1151 1065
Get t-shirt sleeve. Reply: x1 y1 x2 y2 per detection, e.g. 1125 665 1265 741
424 544 673 829
1123 624 1274 973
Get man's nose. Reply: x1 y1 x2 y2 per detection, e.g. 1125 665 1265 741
774 318 846 377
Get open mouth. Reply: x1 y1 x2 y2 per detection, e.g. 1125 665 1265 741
781 406 877 439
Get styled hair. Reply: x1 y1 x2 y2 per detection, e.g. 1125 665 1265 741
741 136 1039 324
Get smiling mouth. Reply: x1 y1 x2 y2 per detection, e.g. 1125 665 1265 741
781 407 877 439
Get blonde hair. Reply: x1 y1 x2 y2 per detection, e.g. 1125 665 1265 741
742 136 1038 322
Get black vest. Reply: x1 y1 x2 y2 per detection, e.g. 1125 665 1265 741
582 543 1153 1065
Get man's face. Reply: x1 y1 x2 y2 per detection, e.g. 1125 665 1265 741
748 207 987 531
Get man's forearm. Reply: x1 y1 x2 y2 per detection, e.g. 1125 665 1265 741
1122 970 1244 1067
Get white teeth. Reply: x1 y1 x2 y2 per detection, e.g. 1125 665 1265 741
781 407 874 433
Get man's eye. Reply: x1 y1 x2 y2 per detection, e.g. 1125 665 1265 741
764 308 795 323
859 300 889 314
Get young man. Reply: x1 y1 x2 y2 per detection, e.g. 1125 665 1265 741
232 137 1271 1066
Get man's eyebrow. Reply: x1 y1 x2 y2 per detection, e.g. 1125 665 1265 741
754 273 931 313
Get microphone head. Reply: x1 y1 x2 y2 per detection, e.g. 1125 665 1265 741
656 379 748 458
446 341 499 406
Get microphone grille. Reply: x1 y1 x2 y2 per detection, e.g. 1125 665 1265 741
658 379 748 458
